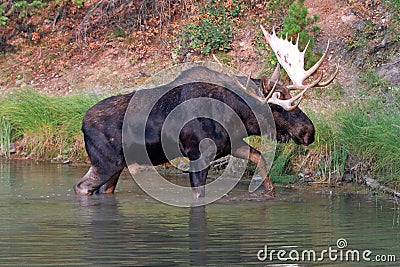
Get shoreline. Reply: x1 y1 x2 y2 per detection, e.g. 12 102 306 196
1 157 398 200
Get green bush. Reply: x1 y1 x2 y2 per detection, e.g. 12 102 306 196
0 4 8 26
179 1 242 54
264 0 293 24
0 0 86 26
385 0 400 42
71 0 85 8
10 0 46 19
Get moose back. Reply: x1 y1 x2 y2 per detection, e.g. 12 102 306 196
73 26 338 198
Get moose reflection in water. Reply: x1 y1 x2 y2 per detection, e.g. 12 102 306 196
73 25 338 198
75 194 246 266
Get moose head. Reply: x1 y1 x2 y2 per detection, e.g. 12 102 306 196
246 26 339 146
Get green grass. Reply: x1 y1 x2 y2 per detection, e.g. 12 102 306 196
243 92 399 187
0 89 101 159
0 117 11 157
308 112 347 181
335 99 400 184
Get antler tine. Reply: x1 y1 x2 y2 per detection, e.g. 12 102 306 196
303 40 330 80
212 54 246 90
290 71 323 91
269 63 281 83
245 71 252 91
302 39 311 56
265 79 278 100
212 53 224 68
212 54 267 103
315 62 340 87
267 85 311 111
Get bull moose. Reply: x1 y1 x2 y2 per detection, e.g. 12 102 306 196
73 26 338 198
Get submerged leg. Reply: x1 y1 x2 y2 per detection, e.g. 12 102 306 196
186 138 215 199
74 122 125 195
233 144 276 197
189 166 210 199
74 164 124 195
97 169 124 194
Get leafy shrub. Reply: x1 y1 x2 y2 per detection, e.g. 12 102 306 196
71 0 86 8
383 0 400 42
16 1 46 18
179 0 242 54
0 0 85 27
0 4 8 26
264 0 293 25
55 0 86 8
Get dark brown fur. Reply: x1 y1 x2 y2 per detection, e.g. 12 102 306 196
74 68 314 196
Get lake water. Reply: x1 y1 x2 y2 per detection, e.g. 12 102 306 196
0 160 399 266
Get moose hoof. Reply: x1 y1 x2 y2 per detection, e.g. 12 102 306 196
192 186 205 199
263 182 276 197
266 188 276 197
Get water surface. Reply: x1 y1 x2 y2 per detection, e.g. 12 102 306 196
0 160 398 266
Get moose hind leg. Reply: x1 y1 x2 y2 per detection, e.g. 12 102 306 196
233 144 276 197
74 165 124 195
75 123 125 195
97 169 124 194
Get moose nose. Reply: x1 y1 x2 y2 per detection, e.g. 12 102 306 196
302 130 315 146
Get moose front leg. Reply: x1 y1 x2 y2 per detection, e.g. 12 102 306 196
233 144 276 197
189 164 210 199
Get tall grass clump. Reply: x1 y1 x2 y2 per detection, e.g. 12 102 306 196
335 98 400 184
307 112 348 181
269 142 299 183
0 90 101 159
0 117 12 157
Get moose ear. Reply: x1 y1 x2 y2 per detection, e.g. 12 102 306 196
261 64 281 95
261 76 271 94
270 64 281 83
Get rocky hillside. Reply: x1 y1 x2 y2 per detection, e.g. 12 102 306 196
0 0 399 96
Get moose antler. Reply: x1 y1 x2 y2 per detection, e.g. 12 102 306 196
260 25 339 90
213 26 339 113
213 54 308 110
